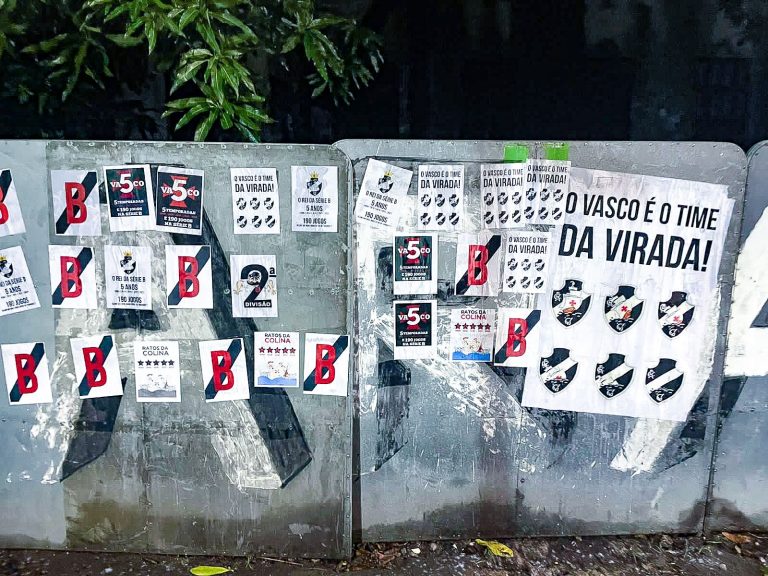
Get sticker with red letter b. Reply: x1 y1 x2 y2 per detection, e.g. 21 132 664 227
2 342 52 405
0 169 26 237
493 307 541 367
71 335 123 399
165 245 213 309
50 170 102 236
303 333 349 396
49 245 97 309
199 338 249 402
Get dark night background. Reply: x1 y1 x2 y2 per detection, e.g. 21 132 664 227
2 0 767 150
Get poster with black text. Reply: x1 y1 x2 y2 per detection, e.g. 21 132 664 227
449 308 495 362
0 169 26 237
134 341 181 402
393 234 437 295
231 168 281 234
354 159 413 229
417 164 464 231
522 168 734 421
230 255 278 318
393 300 436 360
104 245 152 310
155 166 204 234
453 231 502 297
480 163 525 229
0 246 40 317
524 158 570 225
104 164 155 231
254 331 299 388
503 231 552 293
50 169 102 236
291 166 338 232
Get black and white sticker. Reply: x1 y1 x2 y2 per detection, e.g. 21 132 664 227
254 331 300 388
71 334 123 399
199 338 249 402
449 308 495 362
524 159 570 225
134 341 181 403
50 169 102 236
155 166 205 235
104 245 152 310
48 245 97 309
595 353 634 398
417 164 464 231
0 246 40 317
454 231 502 297
393 234 438 295
539 348 578 394
658 291 695 339
165 245 213 309
2 342 52 405
291 165 338 233
354 159 413 229
480 163 525 229
231 167 281 235
503 231 551 293
394 300 437 360
604 285 644 333
0 169 26 237
551 279 591 328
103 164 155 231
230 254 278 318
646 358 684 403
493 308 541 368
303 333 349 396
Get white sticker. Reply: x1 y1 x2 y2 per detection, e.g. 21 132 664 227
493 308 541 367
103 164 155 231
50 170 102 236
449 308 496 362
71 334 123 399
480 163 526 229
155 166 205 235
134 341 181 403
231 168 281 234
393 300 437 360
230 254 278 318
0 169 26 237
303 333 349 396
417 164 464 231
2 342 52 405
291 166 338 233
104 245 152 310
49 245 98 309
524 159 570 225
165 245 213 309
454 231 502 297
199 338 249 402
502 231 552 293
0 246 40 317
254 331 300 388
354 159 413 229
393 234 438 295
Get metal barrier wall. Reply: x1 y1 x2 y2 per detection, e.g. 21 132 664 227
335 140 746 541
0 141 353 558
707 141 768 531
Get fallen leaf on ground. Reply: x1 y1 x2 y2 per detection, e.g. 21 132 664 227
475 539 515 558
190 567 232 576
722 532 751 544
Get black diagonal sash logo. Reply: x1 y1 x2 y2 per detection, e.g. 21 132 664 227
455 234 501 295
78 336 114 397
51 247 93 305
205 338 243 399
303 336 349 392
55 171 98 234
493 309 540 364
0 170 11 203
168 246 210 306
9 342 45 402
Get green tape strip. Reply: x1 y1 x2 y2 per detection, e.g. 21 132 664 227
503 144 528 163
544 142 569 161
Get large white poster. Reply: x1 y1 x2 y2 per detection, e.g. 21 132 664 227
522 168 735 421
50 169 102 236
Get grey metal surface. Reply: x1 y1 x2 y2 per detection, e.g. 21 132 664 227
335 140 746 541
706 141 768 531
0 140 353 558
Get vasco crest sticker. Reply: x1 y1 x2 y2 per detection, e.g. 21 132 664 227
658 291 695 338
552 279 591 327
539 348 578 393
645 358 684 403
595 353 634 398
604 285 644 333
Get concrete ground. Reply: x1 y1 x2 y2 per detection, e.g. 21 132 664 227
1 533 767 575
